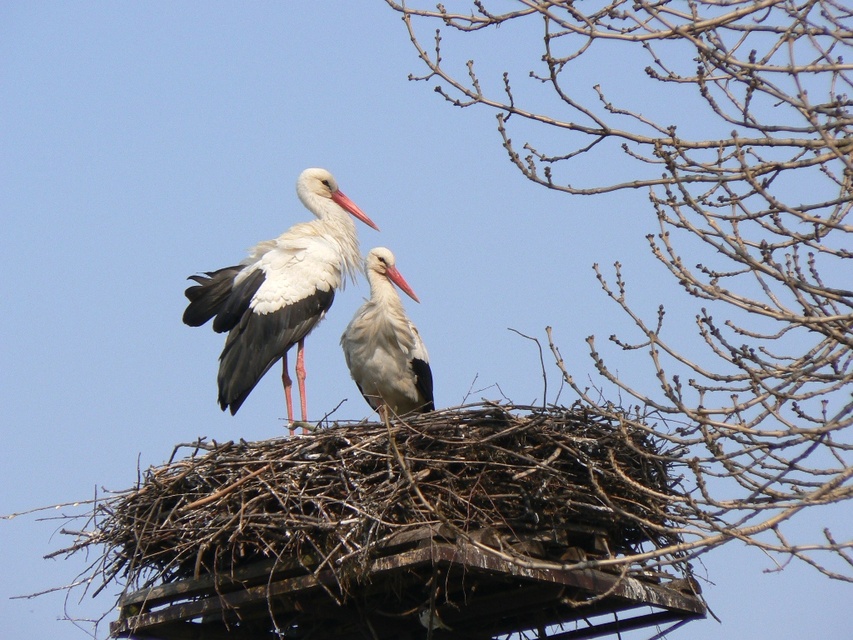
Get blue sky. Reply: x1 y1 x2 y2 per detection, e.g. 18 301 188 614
1 3 850 639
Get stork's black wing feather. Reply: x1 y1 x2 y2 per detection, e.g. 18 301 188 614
217 288 335 414
182 265 244 328
211 269 266 334
411 358 435 412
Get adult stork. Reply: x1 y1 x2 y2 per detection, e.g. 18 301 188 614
341 247 434 417
183 168 379 431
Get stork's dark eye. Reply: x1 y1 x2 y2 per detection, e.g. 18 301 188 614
321 179 331 189
377 256 387 265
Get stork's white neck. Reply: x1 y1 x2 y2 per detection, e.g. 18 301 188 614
367 269 406 313
297 182 339 221
294 173 365 288
311 203 363 289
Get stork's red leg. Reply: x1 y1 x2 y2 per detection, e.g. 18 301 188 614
295 338 308 425
282 353 295 436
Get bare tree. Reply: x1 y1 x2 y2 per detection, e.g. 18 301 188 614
386 0 853 580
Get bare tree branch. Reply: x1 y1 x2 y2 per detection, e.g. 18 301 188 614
389 0 853 581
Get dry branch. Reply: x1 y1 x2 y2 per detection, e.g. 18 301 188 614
386 0 853 581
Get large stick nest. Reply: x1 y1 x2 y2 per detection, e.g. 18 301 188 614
84 403 689 594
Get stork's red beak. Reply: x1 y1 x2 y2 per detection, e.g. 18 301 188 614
386 266 420 303
332 189 380 231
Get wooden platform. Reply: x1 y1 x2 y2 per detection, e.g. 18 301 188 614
111 525 705 639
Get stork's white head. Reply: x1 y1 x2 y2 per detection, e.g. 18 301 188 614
296 168 379 231
366 247 420 303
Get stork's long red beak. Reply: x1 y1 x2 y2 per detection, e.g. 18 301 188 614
332 189 380 231
386 265 420 303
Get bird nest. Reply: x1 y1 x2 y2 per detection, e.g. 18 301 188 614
76 402 691 598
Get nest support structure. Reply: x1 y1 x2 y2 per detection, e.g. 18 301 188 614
92 403 706 639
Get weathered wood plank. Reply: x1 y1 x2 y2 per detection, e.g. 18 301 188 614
118 555 308 610
112 539 705 638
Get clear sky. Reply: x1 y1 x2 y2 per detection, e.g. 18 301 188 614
1 3 850 639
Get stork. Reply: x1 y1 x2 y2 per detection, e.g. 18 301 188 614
341 247 434 417
183 168 379 432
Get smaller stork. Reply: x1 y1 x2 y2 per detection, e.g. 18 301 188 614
341 247 434 417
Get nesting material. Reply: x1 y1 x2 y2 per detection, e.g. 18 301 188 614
84 402 686 595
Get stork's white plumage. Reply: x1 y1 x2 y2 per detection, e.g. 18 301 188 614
183 168 379 430
341 247 434 416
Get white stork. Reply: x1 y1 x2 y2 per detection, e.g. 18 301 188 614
341 247 434 417
183 168 379 430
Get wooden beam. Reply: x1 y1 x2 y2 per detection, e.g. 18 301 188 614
113 540 705 638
